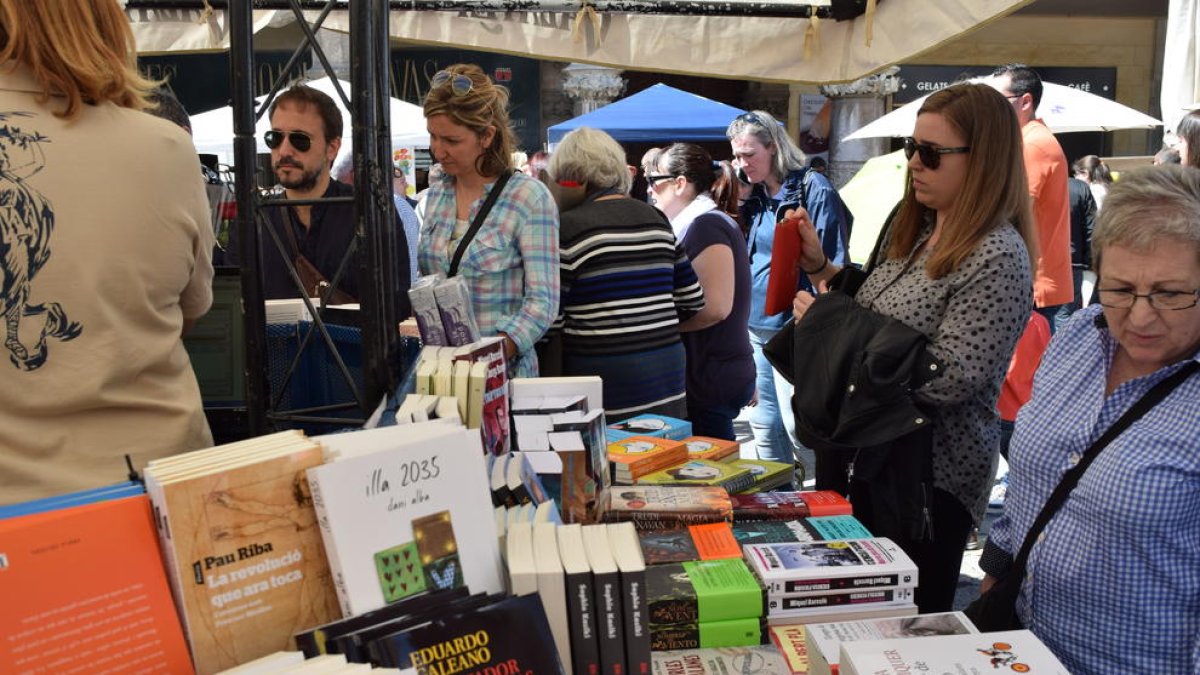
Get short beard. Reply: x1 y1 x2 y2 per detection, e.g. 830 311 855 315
276 164 322 192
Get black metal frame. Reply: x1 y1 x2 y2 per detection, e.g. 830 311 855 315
231 0 397 435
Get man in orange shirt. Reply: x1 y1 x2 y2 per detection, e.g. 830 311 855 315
989 64 1073 331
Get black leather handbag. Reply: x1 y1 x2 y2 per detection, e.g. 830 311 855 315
966 360 1199 631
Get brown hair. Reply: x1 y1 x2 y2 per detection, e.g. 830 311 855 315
423 63 516 178
1177 109 1200 169
886 83 1037 278
656 143 740 221
269 85 343 142
0 0 159 118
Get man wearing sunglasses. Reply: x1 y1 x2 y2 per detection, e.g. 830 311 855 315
988 64 1073 332
228 85 411 307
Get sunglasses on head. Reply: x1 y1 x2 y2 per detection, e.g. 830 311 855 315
263 130 313 153
431 70 473 96
735 111 765 128
903 136 970 170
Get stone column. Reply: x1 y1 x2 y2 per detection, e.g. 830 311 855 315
561 63 625 117
820 67 901 189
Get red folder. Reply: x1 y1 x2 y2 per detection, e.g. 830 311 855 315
764 217 802 315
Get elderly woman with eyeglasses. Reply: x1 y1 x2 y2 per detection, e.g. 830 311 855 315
978 165 1200 675
726 110 851 476
418 63 559 377
789 83 1036 612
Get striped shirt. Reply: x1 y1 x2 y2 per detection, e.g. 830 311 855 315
981 304 1200 674
418 171 559 377
554 197 704 417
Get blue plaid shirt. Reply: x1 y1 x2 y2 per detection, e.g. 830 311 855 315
982 304 1200 674
418 171 559 377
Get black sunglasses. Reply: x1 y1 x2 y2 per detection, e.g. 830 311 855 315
263 130 313 153
734 111 765 128
645 173 676 187
903 136 970 170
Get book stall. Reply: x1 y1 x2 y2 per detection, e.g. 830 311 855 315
0 275 1074 675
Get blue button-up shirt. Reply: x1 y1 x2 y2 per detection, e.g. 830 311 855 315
982 304 1200 674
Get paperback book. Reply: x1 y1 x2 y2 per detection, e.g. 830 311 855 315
635 459 755 494
732 516 873 547
728 459 794 493
596 486 733 532
731 491 853 521
805 611 977 675
682 437 740 463
608 436 689 484
650 645 793 675
609 414 692 441
743 539 918 596
638 522 742 565
646 559 764 626
838 630 1069 675
649 617 766 651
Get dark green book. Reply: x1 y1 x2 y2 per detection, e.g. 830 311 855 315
646 558 764 625
648 617 767 651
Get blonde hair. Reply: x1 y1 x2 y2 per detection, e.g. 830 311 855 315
0 0 159 118
547 127 632 194
886 83 1037 279
423 63 516 178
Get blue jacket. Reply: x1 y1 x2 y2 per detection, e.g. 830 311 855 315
741 168 851 331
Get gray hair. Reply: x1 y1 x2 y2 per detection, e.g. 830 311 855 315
725 109 806 179
1092 165 1200 271
548 127 631 194
331 152 354 183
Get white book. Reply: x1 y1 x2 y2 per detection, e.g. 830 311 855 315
434 395 461 423
433 358 454 396
510 376 605 413
838 630 1069 675
766 586 917 616
534 499 562 525
213 650 305 674
452 359 472 419
744 538 918 595
506 521 538 596
805 611 977 675
766 603 918 628
532 523 571 670
305 425 503 618
414 357 438 396
466 360 488 429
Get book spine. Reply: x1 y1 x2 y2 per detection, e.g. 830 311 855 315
594 569 626 675
619 451 687 482
307 475 353 618
608 512 729 531
732 506 813 522
618 566 650 675
720 473 757 495
773 573 913 595
768 587 916 612
565 569 602 675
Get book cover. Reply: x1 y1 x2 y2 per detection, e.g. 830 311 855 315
804 611 977 675
557 524 601 675
432 276 481 346
408 275 447 346
582 524 627 675
646 559 764 626
546 434 594 524
306 426 503 618
609 414 692 441
743 539 918 596
764 217 801 316
650 646 793 675
768 624 810 675
635 459 756 494
649 617 765 651
533 524 573 672
767 587 916 614
148 441 341 674
683 437 740 463
607 522 650 675
731 491 853 522
608 437 689 483
597 486 733 532
638 522 742 565
0 480 144 519
340 593 499 664
0 495 194 674
293 588 469 658
838 630 1069 675
732 516 873 547
728 459 794 493
371 594 565 673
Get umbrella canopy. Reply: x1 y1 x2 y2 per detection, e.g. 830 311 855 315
189 76 429 164
843 81 1163 141
546 83 746 144
840 149 907 265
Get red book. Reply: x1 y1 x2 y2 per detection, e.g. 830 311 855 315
764 217 802 315
731 490 852 521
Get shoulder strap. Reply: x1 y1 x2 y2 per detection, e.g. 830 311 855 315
1009 360 1199 575
448 170 513 277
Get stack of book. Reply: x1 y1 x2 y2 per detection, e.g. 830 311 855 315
838 630 1069 675
596 485 734 532
608 436 689 485
802 611 977 675
645 558 766 651
407 274 481 347
744 538 919 626
409 338 509 454
607 432 794 495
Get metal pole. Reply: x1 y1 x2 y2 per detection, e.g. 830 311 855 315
351 0 400 411
230 0 269 436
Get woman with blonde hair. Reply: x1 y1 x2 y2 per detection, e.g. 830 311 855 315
419 63 559 377
789 83 1036 611
0 0 215 502
548 127 704 421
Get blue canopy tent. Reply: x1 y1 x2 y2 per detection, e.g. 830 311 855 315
547 83 747 145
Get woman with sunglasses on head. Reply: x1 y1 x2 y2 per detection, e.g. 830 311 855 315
650 144 754 441
419 64 559 377
789 83 1036 612
726 110 851 479
547 128 705 422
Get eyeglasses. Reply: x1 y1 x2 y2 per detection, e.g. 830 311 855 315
431 70 473 96
1096 288 1200 311
645 173 675 187
903 136 970 170
263 130 313 153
